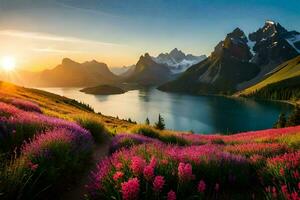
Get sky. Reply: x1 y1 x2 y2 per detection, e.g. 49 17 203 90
0 0 299 71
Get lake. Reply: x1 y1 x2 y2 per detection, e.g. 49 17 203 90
38 87 292 134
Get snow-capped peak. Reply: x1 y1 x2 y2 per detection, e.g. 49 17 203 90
265 20 275 25
152 49 206 74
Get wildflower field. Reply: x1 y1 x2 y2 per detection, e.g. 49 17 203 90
0 98 96 199
89 128 300 200
0 82 299 200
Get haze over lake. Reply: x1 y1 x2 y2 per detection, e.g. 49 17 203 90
38 87 292 134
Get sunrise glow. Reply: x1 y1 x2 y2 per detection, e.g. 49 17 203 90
1 56 16 71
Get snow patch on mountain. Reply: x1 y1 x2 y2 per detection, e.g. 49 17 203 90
168 59 204 74
247 40 256 56
285 34 300 53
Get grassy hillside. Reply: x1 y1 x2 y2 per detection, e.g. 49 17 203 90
239 56 300 101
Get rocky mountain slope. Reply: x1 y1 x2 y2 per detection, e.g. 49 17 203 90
238 21 300 90
124 53 175 85
158 28 260 94
249 21 299 65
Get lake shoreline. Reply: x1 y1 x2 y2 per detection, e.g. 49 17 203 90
157 87 298 107
37 87 293 134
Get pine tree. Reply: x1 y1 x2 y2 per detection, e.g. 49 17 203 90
287 106 300 126
155 114 165 130
145 117 150 125
274 113 287 128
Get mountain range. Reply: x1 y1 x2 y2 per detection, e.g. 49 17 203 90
109 48 205 76
8 48 204 87
119 49 205 85
159 21 300 95
15 58 119 87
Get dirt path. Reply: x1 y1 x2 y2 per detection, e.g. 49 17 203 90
61 138 111 200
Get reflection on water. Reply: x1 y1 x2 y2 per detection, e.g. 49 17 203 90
38 87 292 134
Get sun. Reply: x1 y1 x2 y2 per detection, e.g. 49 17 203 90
1 56 16 71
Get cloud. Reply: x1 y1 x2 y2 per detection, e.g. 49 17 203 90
31 48 86 54
55 1 119 18
0 29 122 46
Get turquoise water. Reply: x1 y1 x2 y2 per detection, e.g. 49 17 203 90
39 87 292 134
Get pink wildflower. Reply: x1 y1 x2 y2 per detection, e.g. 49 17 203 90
27 161 38 171
149 156 157 167
197 180 206 193
130 156 146 175
113 171 124 181
167 190 176 200
293 171 299 179
281 184 290 199
143 165 155 181
121 178 140 200
281 184 288 194
115 162 123 170
178 162 195 182
153 176 165 192
291 192 299 200
279 168 285 176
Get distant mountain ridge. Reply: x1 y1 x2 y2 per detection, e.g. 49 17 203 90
22 58 119 87
152 48 206 73
121 49 205 85
6 48 202 88
159 21 300 95
110 65 135 75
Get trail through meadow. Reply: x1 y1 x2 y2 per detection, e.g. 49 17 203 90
62 137 111 200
